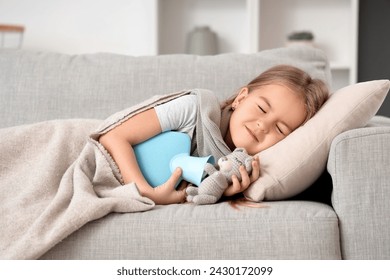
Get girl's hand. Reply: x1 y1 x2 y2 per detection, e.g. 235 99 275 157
149 168 187 205
223 156 260 197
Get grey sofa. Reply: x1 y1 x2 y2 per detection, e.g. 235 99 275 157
1 47 389 260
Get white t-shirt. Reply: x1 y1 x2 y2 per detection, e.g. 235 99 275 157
154 94 198 139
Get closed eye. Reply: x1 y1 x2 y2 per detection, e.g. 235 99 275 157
276 125 285 135
258 105 266 113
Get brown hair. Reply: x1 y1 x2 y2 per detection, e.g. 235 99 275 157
222 64 329 124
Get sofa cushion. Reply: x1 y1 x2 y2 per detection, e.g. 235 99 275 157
245 80 390 202
0 46 330 128
40 201 341 260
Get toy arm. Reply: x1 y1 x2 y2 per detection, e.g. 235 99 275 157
244 157 253 173
203 162 217 176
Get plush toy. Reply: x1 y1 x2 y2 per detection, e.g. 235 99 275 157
186 148 253 205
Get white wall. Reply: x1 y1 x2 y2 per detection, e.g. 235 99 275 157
0 0 157 55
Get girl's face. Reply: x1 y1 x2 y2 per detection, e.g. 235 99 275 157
224 84 307 155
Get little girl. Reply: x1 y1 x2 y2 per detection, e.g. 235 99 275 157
99 65 329 205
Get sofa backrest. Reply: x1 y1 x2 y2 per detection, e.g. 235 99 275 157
0 47 330 128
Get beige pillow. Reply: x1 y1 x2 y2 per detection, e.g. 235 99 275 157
244 79 390 202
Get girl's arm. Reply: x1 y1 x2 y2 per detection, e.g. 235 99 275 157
99 108 186 205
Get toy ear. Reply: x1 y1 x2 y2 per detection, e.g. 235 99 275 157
218 157 232 172
245 157 253 167
234 147 247 153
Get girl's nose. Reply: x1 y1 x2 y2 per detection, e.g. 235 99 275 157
257 120 269 133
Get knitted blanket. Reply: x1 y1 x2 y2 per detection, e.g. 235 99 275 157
0 89 229 259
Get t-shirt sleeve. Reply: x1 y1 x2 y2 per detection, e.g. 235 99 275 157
154 94 198 134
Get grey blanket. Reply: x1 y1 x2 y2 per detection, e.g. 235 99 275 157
0 89 229 259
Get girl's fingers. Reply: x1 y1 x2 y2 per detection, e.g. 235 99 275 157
223 157 261 197
176 187 187 203
167 167 182 189
239 165 251 189
224 175 240 196
177 180 188 191
169 168 186 203
250 156 260 181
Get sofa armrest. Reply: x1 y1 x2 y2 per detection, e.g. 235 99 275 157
327 117 390 259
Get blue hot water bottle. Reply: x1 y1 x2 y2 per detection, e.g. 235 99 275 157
133 131 214 188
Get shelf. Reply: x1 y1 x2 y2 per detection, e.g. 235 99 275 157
258 0 356 62
258 0 358 90
158 0 249 54
156 0 358 90
330 62 352 70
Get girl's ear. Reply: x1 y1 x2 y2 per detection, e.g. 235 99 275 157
232 87 249 109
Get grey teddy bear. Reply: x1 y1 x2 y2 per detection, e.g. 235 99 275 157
186 148 253 205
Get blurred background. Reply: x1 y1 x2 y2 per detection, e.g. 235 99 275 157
0 0 388 115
